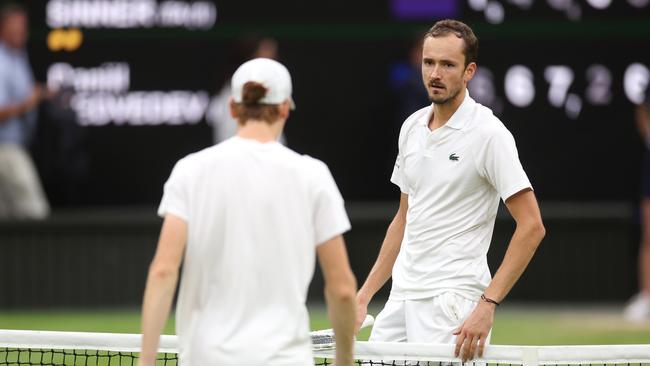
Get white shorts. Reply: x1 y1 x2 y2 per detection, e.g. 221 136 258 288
369 292 491 344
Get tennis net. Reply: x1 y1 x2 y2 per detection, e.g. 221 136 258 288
2 329 650 366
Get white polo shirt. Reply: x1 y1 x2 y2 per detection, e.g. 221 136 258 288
390 91 531 301
158 136 351 366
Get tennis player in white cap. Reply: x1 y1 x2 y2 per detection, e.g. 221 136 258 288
139 58 357 366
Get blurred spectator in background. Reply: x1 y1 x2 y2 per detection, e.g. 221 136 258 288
625 83 650 322
389 34 429 123
32 86 88 206
0 3 49 219
206 36 286 145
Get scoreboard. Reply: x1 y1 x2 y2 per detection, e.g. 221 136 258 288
20 0 650 205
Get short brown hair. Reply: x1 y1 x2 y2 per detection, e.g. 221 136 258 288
0 2 26 25
233 81 281 125
425 19 478 67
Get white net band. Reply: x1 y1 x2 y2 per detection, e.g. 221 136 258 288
2 329 650 366
0 329 177 353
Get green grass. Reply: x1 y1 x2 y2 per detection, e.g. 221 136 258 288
0 310 152 334
1 305 649 366
1 304 649 345
492 307 650 345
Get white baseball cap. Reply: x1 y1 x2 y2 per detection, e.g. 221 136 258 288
231 58 295 110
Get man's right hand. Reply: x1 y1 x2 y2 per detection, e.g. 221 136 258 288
0 84 52 123
22 85 44 112
355 294 369 334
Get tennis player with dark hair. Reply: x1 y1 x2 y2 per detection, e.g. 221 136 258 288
356 19 545 361
139 58 357 366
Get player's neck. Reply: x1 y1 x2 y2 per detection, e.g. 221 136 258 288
237 119 284 143
429 88 466 131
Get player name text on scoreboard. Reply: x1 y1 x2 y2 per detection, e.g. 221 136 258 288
47 62 210 126
46 0 217 29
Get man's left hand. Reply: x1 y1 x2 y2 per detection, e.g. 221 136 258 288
453 300 495 362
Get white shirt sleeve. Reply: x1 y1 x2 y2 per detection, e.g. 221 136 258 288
157 159 191 221
478 125 532 202
390 151 408 194
311 161 351 246
390 120 410 194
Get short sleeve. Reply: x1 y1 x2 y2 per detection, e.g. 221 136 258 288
157 159 191 221
478 126 532 202
390 150 408 194
390 119 411 194
311 161 351 245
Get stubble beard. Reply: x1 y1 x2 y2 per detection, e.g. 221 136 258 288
428 85 461 106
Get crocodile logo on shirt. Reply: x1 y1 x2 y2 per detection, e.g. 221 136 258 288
449 153 459 161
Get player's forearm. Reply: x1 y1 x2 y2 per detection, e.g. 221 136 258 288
139 266 179 365
358 214 405 305
0 102 28 124
484 220 545 302
325 274 357 366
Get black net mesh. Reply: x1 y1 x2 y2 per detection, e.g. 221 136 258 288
3 347 650 366
0 348 177 366
315 362 483 366
315 363 650 366
314 360 650 366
